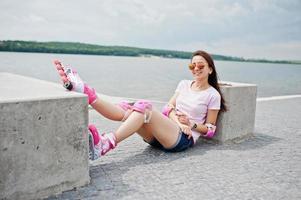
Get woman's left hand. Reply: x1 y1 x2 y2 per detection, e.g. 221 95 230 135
179 124 192 139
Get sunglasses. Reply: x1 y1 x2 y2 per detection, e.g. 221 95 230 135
188 62 205 70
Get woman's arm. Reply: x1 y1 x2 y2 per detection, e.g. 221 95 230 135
191 109 219 135
165 92 179 124
167 92 178 108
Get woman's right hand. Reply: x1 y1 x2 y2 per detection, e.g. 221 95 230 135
176 111 191 126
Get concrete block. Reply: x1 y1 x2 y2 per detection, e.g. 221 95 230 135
0 73 89 200
214 82 257 143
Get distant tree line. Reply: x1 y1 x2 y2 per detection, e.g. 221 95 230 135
0 40 298 65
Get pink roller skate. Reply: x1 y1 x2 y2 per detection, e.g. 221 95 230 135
53 60 97 104
88 124 117 160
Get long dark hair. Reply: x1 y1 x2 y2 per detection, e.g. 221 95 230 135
191 50 227 112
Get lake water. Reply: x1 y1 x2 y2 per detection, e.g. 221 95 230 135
0 52 300 101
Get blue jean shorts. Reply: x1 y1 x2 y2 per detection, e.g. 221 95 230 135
145 131 194 152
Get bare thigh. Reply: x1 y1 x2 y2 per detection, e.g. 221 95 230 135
136 110 180 148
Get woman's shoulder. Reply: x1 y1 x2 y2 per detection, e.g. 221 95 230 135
175 80 193 92
178 79 193 86
207 86 221 98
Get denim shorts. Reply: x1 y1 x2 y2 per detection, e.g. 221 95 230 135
145 131 194 152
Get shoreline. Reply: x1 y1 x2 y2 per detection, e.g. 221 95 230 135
1 50 300 65
1 40 300 65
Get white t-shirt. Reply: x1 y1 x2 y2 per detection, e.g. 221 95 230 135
175 80 221 143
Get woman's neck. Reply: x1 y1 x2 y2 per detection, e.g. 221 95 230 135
192 79 210 91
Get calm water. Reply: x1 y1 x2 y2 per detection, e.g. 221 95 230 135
0 52 300 101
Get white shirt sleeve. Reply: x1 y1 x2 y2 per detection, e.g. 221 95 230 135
175 80 186 93
208 91 221 110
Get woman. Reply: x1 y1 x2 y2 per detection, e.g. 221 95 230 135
54 50 227 160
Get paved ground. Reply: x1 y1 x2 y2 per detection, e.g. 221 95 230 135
46 97 301 200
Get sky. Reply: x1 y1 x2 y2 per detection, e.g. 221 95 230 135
0 0 301 60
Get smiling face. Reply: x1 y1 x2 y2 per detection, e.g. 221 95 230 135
189 55 212 81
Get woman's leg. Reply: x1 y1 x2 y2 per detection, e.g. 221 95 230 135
54 60 129 121
115 110 179 148
91 99 127 121
90 106 180 158
89 111 147 159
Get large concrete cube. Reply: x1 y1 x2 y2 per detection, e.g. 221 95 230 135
0 73 89 200
214 82 257 143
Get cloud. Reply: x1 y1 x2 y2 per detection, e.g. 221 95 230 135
190 39 301 60
0 0 300 60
